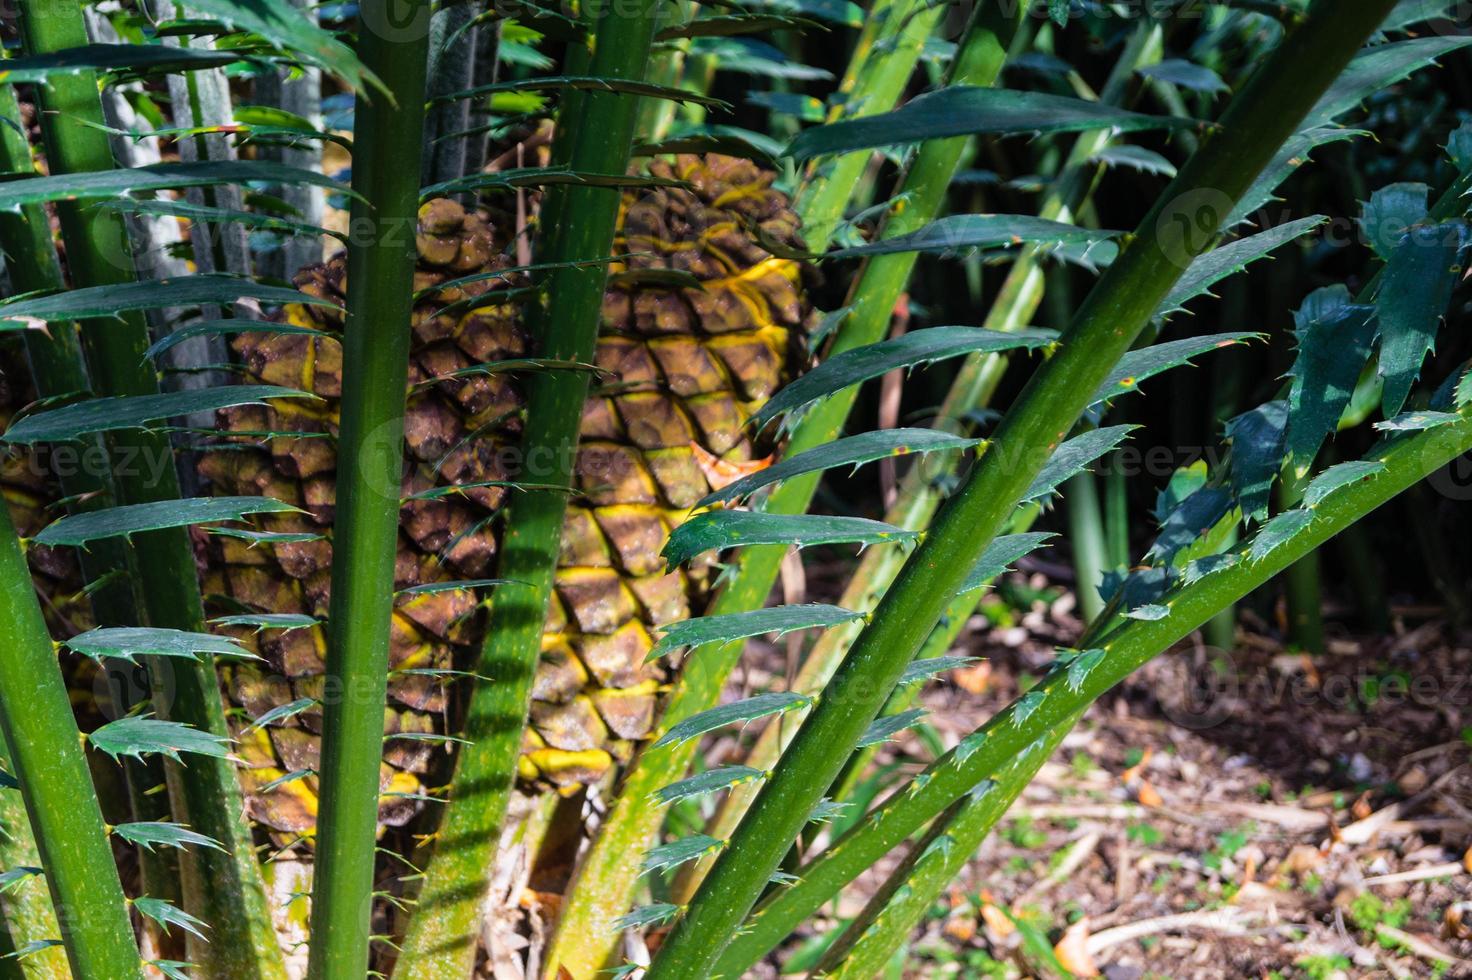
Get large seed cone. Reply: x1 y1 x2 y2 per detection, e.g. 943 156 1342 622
197 155 813 837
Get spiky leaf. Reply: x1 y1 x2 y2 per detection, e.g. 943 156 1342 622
958 532 1058 593
856 708 926 747
650 604 864 659
1150 486 1234 565
663 512 917 568
699 429 979 506
1225 401 1289 523
641 835 724 876
1374 410 1464 432
34 497 299 546
175 0 379 94
1307 37 1472 128
1249 508 1315 561
653 766 766 806
652 692 813 748
209 613 319 631
1359 182 1429 259
1089 332 1260 417
1022 426 1136 503
787 88 1193 161
825 214 1120 260
1285 288 1377 466
1157 217 1327 316
750 327 1056 431
0 162 349 210
612 904 682 932
144 319 327 361
133 897 209 941
0 43 249 80
0 868 41 893
64 627 253 664
112 822 225 853
898 656 977 686
245 698 318 731
1303 460 1387 507
88 717 230 763
1229 128 1365 229
2 385 313 444
1138 59 1228 93
1377 222 1469 418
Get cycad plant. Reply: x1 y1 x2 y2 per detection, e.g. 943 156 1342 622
0 0 1470 977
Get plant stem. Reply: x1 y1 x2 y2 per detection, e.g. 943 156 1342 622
305 5 431 977
717 409 1472 976
543 11 1021 972
0 732 67 980
646 6 1396 974
672 14 1158 903
393 6 659 976
0 506 140 979
1066 471 1110 622
814 715 1076 977
16 4 287 973
796 0 949 250
0 70 181 916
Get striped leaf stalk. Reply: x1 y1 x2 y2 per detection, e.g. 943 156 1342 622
679 18 1163 896
542 9 1022 972
13 3 289 975
0 506 139 979
644 3 1400 974
0 72 180 916
716 406 1472 975
304 4 433 977
393 5 661 975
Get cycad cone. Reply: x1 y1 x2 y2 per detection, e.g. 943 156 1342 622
197 155 814 836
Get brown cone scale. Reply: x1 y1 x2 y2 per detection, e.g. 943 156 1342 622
196 155 813 838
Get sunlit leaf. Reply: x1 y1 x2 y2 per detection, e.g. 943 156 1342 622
1303 460 1387 507
112 822 225 853
133 896 209 941
699 429 979 507
664 512 917 568
1022 426 1136 503
65 627 254 664
958 532 1058 593
641 834 724 876
652 692 813 748
856 708 926 747
650 604 863 659
89 716 230 763
652 766 766 806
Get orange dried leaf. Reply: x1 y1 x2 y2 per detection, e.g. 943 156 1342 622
979 901 1015 938
1053 918 1101 977
690 442 775 491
